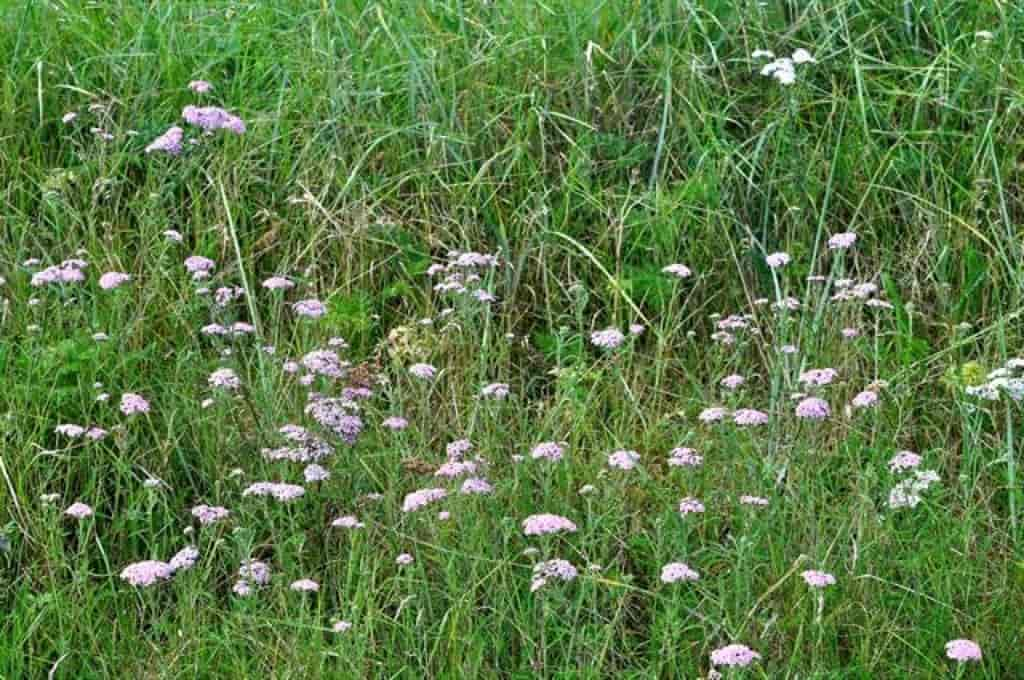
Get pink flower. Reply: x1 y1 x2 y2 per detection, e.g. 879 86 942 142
98 271 131 289
739 495 769 507
481 382 510 399
382 416 409 431
710 644 761 667
799 368 838 387
678 497 705 515
446 439 473 459
120 560 173 587
184 255 215 275
590 328 625 350
841 327 860 339
242 482 305 501
851 390 878 409
182 105 245 134
607 449 640 471
331 515 365 529
765 252 791 268
660 562 700 583
304 464 330 482
409 363 437 379
168 546 199 573
795 397 830 419
801 570 836 588
208 368 241 390
62 112 78 124
720 374 745 390
699 407 728 423
332 621 353 633
945 639 981 662
629 323 645 336
191 504 229 525
531 559 578 592
522 513 577 536
402 488 447 512
888 451 922 472
56 424 86 438
396 553 414 566
662 263 692 279
290 579 319 592
828 232 857 250
145 127 184 155
293 299 326 318
531 441 565 462
733 408 768 426
64 502 93 519
120 393 150 415
188 80 213 93
460 478 494 495
239 560 271 585
667 447 702 467
261 276 294 290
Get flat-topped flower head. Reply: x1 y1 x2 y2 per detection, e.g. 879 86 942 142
888 451 922 472
120 393 150 415
945 639 981 662
64 502 93 519
660 562 700 583
402 488 447 512
678 497 705 515
607 449 640 471
396 553 414 566
208 368 241 390
662 263 692 279
56 424 86 438
293 299 326 318
590 328 625 350
531 559 578 592
332 515 365 529
720 374 745 390
303 464 330 482
710 644 761 667
668 447 702 467
522 513 577 536
290 579 319 592
145 127 184 155
765 252 791 268
261 276 294 290
740 495 769 507
699 407 728 424
169 546 199 573
799 368 838 387
795 397 830 419
191 504 229 525
184 255 215 275
828 232 857 250
481 382 510 399
239 560 271 585
242 482 305 502
851 390 878 409
733 408 768 426
531 441 565 462
409 363 437 380
188 80 213 93
460 477 494 495
802 570 836 588
120 560 173 587
99 272 131 289
182 105 245 134
381 416 409 431
332 621 353 633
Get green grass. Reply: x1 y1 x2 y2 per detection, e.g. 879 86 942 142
2 0 1024 677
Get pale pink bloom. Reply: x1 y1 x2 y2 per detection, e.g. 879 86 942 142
522 513 577 536
801 570 836 588
290 579 319 592
261 276 294 290
56 424 86 438
208 368 241 390
169 546 199 573
481 382 510 399
607 449 640 471
239 560 271 585
795 397 830 419
402 488 447 512
531 441 565 462
779 344 798 354
145 127 184 155
435 460 478 478
332 515 365 529
699 407 727 423
530 559 578 592
720 374 745 390
182 105 245 134
446 439 474 459
184 255 215 275
851 390 878 409
120 560 173 587
163 229 184 242
799 368 838 387
98 271 131 290
396 553 414 566
382 416 409 430
120 392 150 415
765 252 791 268
191 504 229 525
332 621 353 633
242 482 305 501
460 478 493 495
739 495 769 506
232 580 253 597
678 497 705 515
409 363 437 379
841 327 860 339
828 232 857 250
304 464 330 482
945 639 981 662
668 447 702 467
662 263 692 278
888 451 922 472
660 562 699 583
64 502 93 519
629 323 645 336
733 408 768 426
293 299 326 318
62 112 78 124
188 80 213 93
590 328 625 349
710 644 761 667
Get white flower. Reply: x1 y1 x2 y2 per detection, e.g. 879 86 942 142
791 48 816 64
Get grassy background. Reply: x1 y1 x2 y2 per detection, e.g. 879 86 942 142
1 0 1023 677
